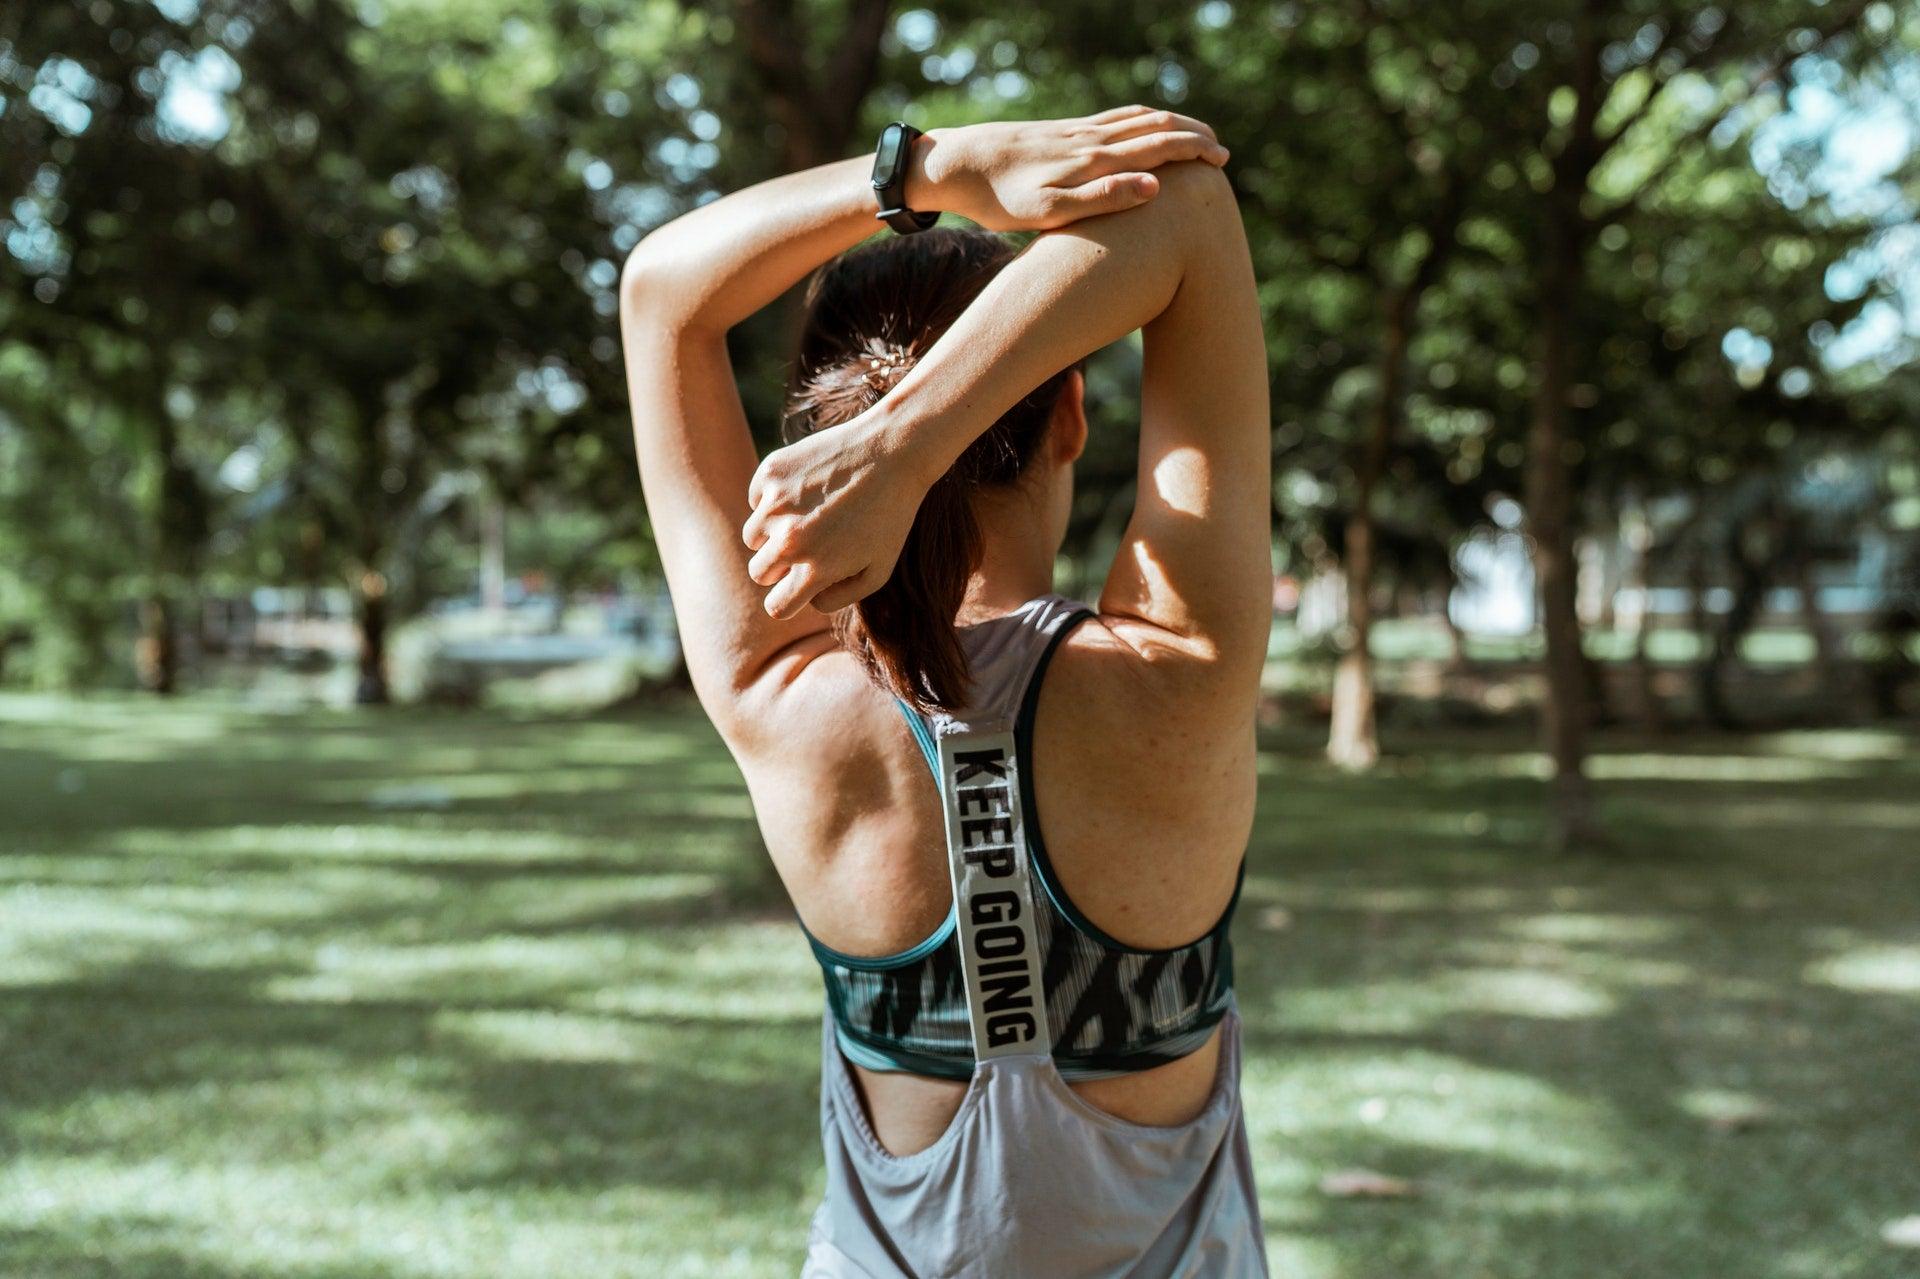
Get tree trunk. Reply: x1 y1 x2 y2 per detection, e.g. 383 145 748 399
1687 549 1728 727
1524 210 1598 852
1630 610 1665 733
737 0 891 172
1326 553 1379 768
1787 537 1844 712
354 569 390 705
481 496 508 618
1869 603 1916 719
1622 516 1665 732
1328 293 1413 770
1442 602 1469 673
135 593 177 695
1706 518 1774 729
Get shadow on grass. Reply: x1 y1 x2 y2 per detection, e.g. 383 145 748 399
1 954 823 1201
1236 723 1920 1277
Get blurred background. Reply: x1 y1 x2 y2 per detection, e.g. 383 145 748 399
2 1 1917 1277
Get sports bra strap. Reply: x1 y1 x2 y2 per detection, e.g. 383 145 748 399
934 717 1048 1061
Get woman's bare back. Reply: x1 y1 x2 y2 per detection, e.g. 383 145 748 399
742 613 1255 1153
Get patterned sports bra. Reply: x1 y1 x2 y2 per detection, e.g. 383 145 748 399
799 594 1243 1082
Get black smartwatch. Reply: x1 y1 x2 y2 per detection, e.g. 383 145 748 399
871 121 939 235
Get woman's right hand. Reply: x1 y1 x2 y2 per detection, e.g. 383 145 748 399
741 410 931 620
913 105 1228 232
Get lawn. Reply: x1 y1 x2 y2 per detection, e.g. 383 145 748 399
2 693 1916 1278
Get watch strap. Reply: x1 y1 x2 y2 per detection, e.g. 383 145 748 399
872 121 938 236
876 206 940 235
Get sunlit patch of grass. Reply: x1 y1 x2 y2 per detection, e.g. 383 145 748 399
1503 912 1684 947
438 1008 659 1064
1805 944 1920 996
1273 966 1615 1036
1751 729 1911 762
22 824 601 861
1586 753 1871 783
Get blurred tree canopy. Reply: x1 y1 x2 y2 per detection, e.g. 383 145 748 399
2 0 1915 846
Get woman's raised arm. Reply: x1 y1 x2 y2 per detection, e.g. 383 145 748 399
743 160 1270 688
619 108 1228 736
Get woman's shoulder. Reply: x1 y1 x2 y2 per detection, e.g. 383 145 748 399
1052 608 1265 727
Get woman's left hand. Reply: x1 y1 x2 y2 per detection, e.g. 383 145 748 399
917 106 1228 232
740 411 930 619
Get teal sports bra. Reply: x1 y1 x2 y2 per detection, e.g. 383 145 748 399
800 596 1243 1082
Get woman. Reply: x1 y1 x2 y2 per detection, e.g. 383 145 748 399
620 106 1271 1277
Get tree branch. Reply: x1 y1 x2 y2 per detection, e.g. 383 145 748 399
1591 0 1876 227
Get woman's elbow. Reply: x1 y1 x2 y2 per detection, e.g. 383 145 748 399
618 234 675 320
1153 159 1237 220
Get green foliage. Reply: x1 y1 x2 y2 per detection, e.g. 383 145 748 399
0 0 1913 688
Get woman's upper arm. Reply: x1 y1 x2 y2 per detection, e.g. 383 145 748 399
1098 163 1272 687
619 264 834 735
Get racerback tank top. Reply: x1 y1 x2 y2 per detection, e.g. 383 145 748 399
799 594 1244 1081
803 594 1268 1277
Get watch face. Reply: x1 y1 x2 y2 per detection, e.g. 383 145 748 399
872 124 906 187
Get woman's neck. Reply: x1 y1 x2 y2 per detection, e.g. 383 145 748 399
959 490 1057 623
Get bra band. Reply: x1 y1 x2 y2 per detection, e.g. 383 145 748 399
935 719 1047 1061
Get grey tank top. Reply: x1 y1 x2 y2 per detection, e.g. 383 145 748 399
805 595 1268 1278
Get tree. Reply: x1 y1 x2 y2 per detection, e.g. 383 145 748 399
1466 0 1888 847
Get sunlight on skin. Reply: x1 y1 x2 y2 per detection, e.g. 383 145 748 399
1149 444 1213 517
1805 944 1920 996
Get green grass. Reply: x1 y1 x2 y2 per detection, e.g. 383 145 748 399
2 694 1916 1278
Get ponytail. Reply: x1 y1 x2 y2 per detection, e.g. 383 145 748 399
783 229 1074 712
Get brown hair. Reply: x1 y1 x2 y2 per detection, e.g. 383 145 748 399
784 228 1078 713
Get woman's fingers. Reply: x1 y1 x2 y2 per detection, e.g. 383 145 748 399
809 567 881 615
1087 103 1157 125
1050 171 1160 222
747 527 789 586
741 499 773 551
763 561 822 620
1101 130 1229 171
1099 108 1218 144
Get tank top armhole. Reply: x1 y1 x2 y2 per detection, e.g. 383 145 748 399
1015 609 1249 957
798 903 958 972
893 697 940 777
